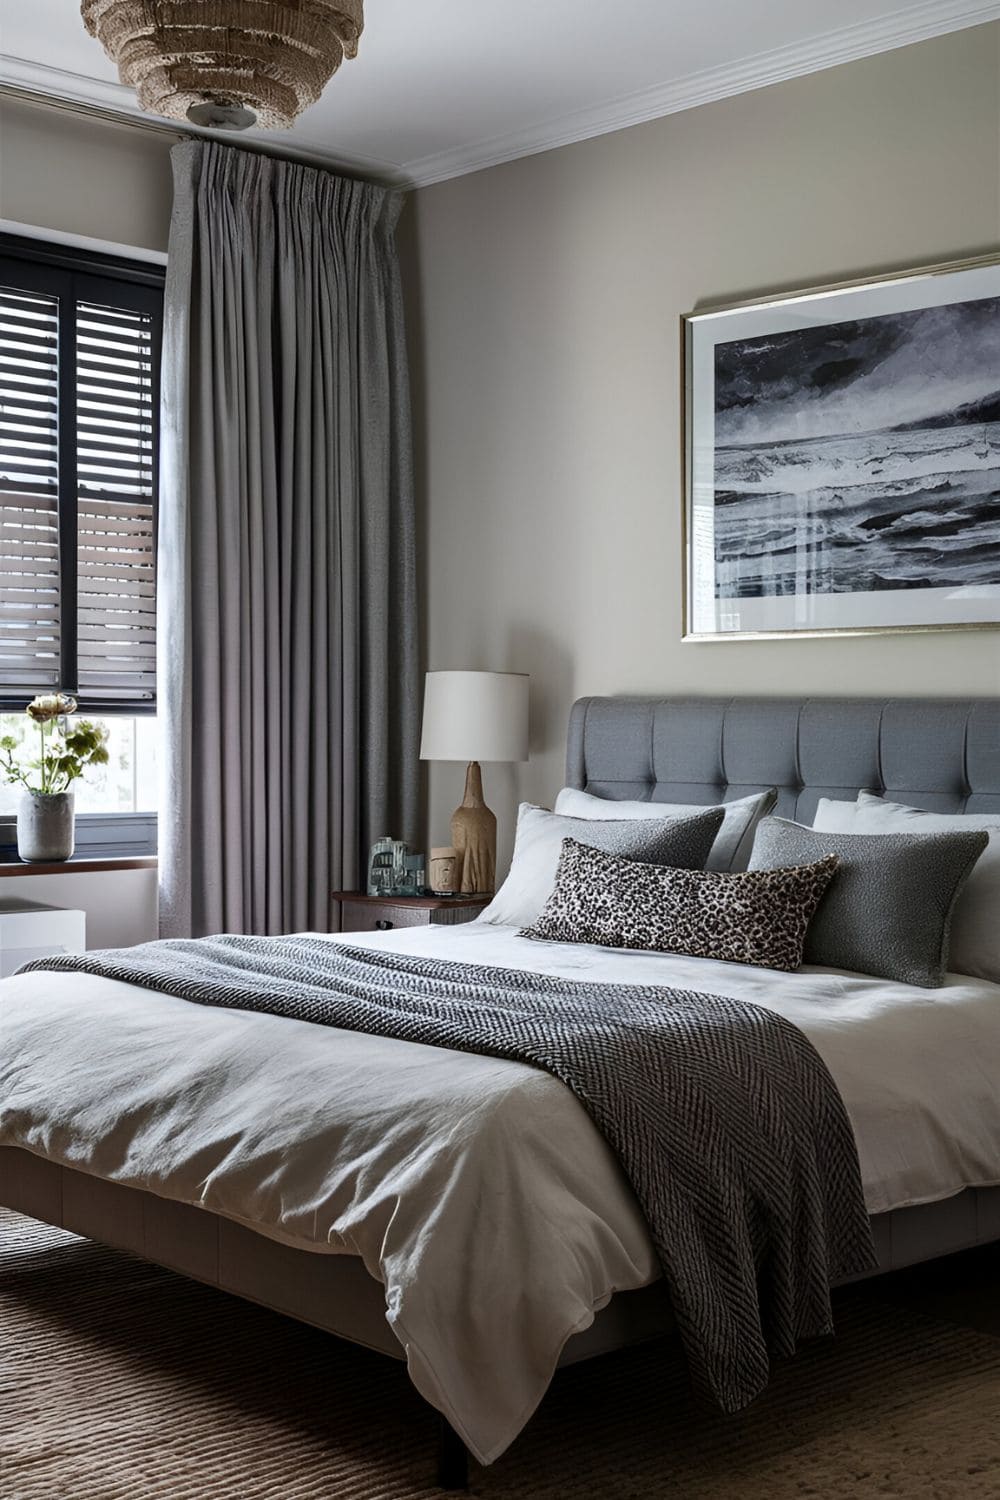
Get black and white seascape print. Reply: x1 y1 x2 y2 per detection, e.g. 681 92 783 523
713 296 1000 601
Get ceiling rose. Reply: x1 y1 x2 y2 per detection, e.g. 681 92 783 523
80 1 365 131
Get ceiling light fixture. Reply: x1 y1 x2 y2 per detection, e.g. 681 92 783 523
80 1 364 132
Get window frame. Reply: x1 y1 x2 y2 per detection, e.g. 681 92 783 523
0 809 157 863
0 232 165 716
0 234 165 860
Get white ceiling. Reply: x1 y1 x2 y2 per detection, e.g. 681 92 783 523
1 0 998 186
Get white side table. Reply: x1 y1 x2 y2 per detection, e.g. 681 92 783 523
0 899 86 979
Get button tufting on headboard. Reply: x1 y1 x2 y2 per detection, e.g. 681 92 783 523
566 697 1000 817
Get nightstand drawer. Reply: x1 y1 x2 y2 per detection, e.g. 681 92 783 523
340 901 433 934
332 892 491 934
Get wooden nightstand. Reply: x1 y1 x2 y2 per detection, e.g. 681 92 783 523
332 892 491 934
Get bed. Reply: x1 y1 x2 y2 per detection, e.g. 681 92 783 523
2 694 999 1490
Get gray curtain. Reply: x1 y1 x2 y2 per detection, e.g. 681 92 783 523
158 140 418 938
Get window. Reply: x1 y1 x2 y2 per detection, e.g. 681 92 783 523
0 714 157 814
0 235 164 856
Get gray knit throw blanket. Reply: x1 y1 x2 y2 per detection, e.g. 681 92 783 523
23 935 877 1410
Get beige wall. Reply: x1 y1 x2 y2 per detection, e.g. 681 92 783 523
404 25 1000 872
0 97 174 255
2 34 1000 887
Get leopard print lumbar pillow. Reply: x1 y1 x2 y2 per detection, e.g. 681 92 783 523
522 838 839 971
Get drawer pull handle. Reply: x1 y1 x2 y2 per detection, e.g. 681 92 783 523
375 919 394 931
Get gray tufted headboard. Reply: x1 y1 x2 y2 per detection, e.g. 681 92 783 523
566 697 1000 824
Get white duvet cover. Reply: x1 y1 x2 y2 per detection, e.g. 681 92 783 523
2 921 999 1463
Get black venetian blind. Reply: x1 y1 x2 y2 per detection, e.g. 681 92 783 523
0 238 164 712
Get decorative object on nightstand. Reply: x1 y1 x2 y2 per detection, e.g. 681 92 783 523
420 671 529 896
367 838 425 896
428 846 459 896
332 892 490 935
0 899 86 980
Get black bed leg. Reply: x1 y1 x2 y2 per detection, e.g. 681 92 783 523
436 1415 469 1491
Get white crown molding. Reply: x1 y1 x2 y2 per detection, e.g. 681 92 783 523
0 55 405 183
402 0 1000 187
2 1 999 190
0 54 139 116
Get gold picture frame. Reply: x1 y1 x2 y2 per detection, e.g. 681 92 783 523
681 252 1000 641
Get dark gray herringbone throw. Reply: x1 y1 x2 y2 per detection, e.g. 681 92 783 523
22 936 877 1411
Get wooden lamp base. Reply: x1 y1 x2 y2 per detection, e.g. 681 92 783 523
450 762 497 895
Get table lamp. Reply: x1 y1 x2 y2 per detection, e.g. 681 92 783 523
420 670 530 895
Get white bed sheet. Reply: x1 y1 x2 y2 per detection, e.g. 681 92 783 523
1 921 999 1463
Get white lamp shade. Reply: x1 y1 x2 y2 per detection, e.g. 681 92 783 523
420 670 529 763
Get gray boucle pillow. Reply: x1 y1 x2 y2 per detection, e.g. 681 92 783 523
553 786 778 871
480 803 725 929
749 817 988 987
522 838 839 971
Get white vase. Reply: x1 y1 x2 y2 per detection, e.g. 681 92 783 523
17 790 75 863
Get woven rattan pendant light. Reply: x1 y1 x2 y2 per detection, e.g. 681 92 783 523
81 1 364 130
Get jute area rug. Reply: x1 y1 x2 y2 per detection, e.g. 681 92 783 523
2 1209 998 1499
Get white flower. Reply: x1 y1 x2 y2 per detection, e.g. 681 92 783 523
26 692 78 724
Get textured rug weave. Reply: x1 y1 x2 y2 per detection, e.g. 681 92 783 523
1 1209 998 1500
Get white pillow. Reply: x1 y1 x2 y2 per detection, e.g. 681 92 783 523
553 786 777 872
813 791 1000 984
479 802 724 930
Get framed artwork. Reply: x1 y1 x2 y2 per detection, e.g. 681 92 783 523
682 254 1000 640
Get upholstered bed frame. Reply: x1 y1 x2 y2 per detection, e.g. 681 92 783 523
567 695 1000 818
3 695 999 1488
